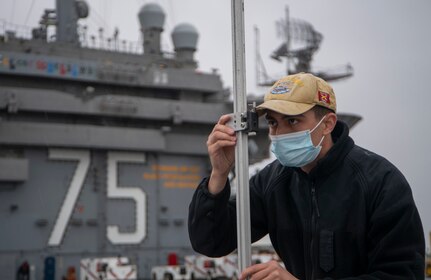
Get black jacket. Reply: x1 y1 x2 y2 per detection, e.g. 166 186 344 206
188 121 425 279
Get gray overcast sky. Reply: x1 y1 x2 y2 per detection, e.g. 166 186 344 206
2 0 431 245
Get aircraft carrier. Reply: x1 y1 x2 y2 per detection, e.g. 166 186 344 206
0 1 360 279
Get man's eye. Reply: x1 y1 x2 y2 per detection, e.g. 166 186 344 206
288 119 298 125
266 120 277 127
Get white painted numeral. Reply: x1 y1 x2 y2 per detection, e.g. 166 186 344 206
107 152 147 244
47 150 146 246
48 149 90 246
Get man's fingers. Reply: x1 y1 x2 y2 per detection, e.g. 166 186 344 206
211 123 235 136
239 261 290 280
239 263 266 280
217 114 233 125
207 140 236 154
248 266 272 280
212 115 235 133
206 114 236 147
208 130 236 143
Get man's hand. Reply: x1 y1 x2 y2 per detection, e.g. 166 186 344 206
207 114 236 195
239 261 298 280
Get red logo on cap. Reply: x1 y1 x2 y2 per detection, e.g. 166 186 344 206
318 91 331 105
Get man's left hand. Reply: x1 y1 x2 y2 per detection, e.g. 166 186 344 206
239 260 298 280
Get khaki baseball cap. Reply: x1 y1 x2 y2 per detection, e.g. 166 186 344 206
256 72 336 116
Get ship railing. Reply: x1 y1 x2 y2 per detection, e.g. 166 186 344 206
79 39 177 60
0 18 176 59
79 36 144 54
0 19 33 40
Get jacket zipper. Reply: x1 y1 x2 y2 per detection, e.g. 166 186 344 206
310 183 320 279
311 184 321 218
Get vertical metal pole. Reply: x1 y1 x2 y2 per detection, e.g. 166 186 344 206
231 0 251 274
284 6 290 75
254 26 260 88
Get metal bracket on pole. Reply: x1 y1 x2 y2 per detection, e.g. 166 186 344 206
231 0 252 275
226 104 259 134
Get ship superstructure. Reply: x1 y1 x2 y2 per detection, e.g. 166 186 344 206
0 1 360 279
0 1 271 279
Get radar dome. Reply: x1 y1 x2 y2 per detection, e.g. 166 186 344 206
171 23 198 51
138 3 165 30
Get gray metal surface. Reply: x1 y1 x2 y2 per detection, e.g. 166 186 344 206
231 0 252 274
0 50 223 91
0 254 16 280
0 87 230 123
0 1 271 279
0 158 28 181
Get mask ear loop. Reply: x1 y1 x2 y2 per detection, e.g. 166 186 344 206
315 135 325 147
310 115 327 147
310 115 327 133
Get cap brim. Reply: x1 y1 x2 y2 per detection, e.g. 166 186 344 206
256 100 315 116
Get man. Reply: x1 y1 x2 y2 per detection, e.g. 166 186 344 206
188 73 425 279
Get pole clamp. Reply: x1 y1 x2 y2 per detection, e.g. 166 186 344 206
226 103 259 134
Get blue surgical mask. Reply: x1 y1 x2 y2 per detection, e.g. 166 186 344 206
269 116 326 167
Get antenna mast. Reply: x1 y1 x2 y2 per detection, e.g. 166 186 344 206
284 6 291 74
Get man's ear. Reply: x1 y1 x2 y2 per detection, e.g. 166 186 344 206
323 112 337 135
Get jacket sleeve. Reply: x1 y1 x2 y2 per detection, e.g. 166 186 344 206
188 177 237 257
326 166 425 280
188 175 269 257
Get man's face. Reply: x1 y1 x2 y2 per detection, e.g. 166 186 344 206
265 109 325 146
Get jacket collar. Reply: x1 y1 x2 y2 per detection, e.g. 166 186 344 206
308 120 355 179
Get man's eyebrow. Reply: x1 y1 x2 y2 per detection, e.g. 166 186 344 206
283 114 305 119
264 115 274 120
265 113 305 120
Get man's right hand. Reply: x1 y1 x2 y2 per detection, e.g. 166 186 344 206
207 114 237 195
